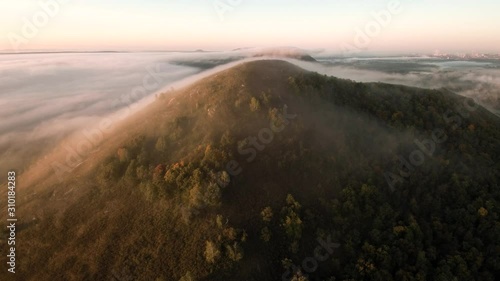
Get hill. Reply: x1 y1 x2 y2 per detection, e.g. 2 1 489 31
6 60 500 281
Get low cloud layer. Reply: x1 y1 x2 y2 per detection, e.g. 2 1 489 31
290 57 500 116
0 52 211 172
1 50 499 174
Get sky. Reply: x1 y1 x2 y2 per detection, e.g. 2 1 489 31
1 0 500 53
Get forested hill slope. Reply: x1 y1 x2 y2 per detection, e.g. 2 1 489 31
10 60 500 281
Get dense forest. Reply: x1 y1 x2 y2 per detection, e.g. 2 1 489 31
12 60 500 281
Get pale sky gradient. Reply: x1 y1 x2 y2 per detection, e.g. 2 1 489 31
1 0 499 53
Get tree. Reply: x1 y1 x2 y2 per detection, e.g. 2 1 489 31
155 136 168 152
204 240 221 264
286 194 301 210
269 107 286 128
226 242 244 262
117 147 130 162
281 194 303 253
179 272 195 281
291 271 309 281
216 214 224 229
261 90 272 106
204 183 222 207
261 207 274 222
188 184 203 207
260 227 272 242
478 207 488 217
136 164 148 181
220 130 235 147
250 97 261 112
189 183 221 208
223 227 238 241
152 164 166 187
217 171 231 188
124 160 138 184
97 158 121 184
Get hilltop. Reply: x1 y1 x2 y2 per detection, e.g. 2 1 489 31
7 60 500 281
